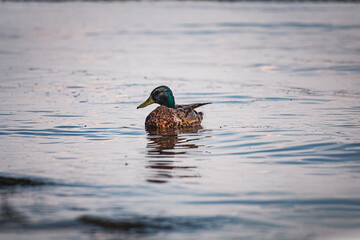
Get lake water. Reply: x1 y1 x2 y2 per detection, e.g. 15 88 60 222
1 1 360 239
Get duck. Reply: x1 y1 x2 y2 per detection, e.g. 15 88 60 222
137 86 210 129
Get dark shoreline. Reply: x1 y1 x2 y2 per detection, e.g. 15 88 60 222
0 175 50 188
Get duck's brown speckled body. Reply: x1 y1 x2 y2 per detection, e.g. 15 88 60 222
137 86 210 129
145 104 207 129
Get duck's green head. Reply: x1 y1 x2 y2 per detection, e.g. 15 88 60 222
137 85 175 109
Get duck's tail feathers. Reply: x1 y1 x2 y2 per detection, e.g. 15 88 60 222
189 102 212 109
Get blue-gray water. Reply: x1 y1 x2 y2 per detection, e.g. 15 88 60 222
0 1 360 239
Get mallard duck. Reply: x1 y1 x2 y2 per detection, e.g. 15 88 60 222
137 86 210 129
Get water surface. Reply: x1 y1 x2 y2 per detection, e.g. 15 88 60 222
0 1 360 239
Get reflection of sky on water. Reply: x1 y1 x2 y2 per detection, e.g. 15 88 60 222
0 1 360 239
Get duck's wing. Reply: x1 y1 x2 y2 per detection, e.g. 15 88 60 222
174 103 211 126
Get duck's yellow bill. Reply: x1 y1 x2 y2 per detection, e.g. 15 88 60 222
137 96 155 109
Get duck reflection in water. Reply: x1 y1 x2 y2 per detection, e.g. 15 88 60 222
0 191 28 227
145 127 204 184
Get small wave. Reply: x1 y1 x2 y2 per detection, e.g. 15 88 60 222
77 214 269 233
217 22 360 31
43 114 84 118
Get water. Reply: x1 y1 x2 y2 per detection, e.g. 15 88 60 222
1 1 360 239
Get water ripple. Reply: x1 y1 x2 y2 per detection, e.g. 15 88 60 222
185 198 360 207
0 126 145 139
